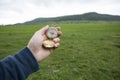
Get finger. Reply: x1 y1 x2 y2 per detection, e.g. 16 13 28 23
57 27 61 31
40 25 49 34
54 43 60 48
48 41 60 53
58 31 62 37
53 38 60 43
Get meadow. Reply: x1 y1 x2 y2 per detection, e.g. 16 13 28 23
0 22 120 80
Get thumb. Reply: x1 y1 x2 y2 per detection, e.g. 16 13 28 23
40 25 49 34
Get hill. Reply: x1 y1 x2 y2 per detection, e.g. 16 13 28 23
17 12 120 25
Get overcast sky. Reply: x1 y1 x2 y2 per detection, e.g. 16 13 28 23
0 0 120 25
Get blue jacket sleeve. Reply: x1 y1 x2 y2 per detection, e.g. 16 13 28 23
0 47 39 80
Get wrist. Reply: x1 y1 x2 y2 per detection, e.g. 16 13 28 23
27 46 39 62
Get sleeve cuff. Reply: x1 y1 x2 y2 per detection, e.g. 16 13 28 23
14 47 40 75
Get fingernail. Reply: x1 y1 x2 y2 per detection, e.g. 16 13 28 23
46 25 49 27
54 38 60 43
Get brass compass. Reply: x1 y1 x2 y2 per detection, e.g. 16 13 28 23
43 27 58 48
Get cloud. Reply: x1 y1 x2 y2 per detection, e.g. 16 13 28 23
0 0 120 25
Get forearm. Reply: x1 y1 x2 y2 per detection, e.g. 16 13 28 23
0 47 39 80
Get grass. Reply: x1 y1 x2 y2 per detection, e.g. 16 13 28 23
0 22 120 80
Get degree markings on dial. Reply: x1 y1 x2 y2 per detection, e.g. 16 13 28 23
46 27 58 39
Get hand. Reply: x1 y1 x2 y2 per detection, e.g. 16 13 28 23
27 25 62 62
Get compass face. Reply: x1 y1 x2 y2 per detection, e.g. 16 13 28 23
46 27 58 39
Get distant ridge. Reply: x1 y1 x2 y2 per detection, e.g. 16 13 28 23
16 12 120 25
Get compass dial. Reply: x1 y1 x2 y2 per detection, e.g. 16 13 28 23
46 27 58 39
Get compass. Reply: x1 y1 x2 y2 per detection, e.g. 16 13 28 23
43 27 58 48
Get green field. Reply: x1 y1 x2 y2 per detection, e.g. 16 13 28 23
0 22 120 80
